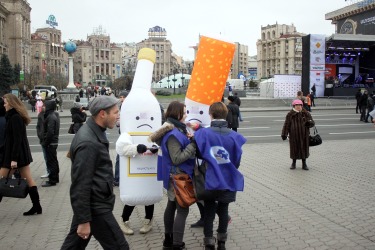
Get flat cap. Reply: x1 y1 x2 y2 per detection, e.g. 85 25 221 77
89 96 119 116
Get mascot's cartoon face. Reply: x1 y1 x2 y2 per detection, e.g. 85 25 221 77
185 99 211 127
120 90 161 133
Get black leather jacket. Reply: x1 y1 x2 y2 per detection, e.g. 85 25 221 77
69 118 115 224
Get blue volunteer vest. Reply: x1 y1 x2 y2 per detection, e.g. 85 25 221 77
158 128 195 189
194 128 246 191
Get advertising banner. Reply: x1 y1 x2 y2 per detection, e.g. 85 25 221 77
309 34 326 97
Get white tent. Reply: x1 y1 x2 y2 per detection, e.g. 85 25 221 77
259 78 275 98
152 73 191 88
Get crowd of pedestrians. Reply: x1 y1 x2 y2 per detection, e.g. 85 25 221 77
1 86 375 250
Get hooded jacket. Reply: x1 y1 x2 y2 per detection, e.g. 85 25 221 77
42 100 60 146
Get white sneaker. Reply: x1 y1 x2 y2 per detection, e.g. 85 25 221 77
120 221 134 235
41 173 49 178
139 219 153 234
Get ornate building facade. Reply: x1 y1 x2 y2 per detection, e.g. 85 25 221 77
256 23 304 79
136 26 176 82
74 26 122 86
30 27 68 88
0 0 31 72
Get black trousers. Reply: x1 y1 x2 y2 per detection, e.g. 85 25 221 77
121 204 154 221
203 200 229 237
61 212 129 250
46 145 59 183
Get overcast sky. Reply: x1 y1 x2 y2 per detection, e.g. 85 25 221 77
27 0 350 60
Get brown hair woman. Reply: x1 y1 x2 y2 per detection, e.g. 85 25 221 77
0 94 42 215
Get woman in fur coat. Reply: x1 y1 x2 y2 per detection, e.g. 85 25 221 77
281 99 315 170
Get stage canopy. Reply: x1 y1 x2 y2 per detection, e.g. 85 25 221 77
326 34 375 50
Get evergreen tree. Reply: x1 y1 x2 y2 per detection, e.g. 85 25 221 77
0 54 14 94
14 63 21 85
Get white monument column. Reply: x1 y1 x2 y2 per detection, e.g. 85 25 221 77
67 55 75 89
63 41 77 90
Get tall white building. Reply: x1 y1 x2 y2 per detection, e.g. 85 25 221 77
256 23 304 79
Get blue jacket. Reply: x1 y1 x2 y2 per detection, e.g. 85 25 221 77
158 128 195 189
195 125 246 191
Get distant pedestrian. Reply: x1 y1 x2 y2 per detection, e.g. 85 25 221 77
306 94 312 112
359 90 368 122
70 103 87 134
36 101 49 179
233 92 243 121
355 89 362 114
310 92 315 107
29 97 36 112
228 83 233 96
366 92 374 122
281 99 315 170
311 83 316 96
41 99 60 187
58 95 64 112
36 98 43 114
296 91 308 110
0 94 42 216
226 96 240 132
61 95 129 250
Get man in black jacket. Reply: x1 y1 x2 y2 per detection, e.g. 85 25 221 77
359 90 369 122
61 95 129 250
41 99 60 187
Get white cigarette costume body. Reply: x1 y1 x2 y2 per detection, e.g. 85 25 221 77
185 36 235 127
116 48 163 206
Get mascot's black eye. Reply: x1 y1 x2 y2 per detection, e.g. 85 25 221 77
136 116 140 120
199 111 204 115
151 117 154 121
187 110 190 114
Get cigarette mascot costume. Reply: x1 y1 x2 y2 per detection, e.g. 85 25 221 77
116 48 163 233
185 36 236 127
184 36 239 230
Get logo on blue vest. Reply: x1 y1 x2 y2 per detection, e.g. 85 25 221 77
210 146 230 164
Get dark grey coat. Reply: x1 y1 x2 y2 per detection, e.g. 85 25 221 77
281 109 315 159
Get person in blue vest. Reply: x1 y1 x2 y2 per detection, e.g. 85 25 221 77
193 102 246 250
148 101 196 250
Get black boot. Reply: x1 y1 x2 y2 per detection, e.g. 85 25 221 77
204 237 216 250
163 233 173 250
0 195 2 203
23 186 42 216
302 159 309 170
290 159 296 169
217 233 227 250
172 242 185 249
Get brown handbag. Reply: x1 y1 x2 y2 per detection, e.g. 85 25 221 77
172 173 196 208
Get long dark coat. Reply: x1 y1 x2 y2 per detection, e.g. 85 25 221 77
2 108 33 168
281 109 315 160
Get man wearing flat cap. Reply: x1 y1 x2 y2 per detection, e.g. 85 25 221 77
61 95 129 249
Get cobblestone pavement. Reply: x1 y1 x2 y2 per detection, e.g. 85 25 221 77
0 139 374 250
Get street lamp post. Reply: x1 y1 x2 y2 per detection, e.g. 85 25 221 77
167 74 170 90
180 68 185 87
172 70 177 95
